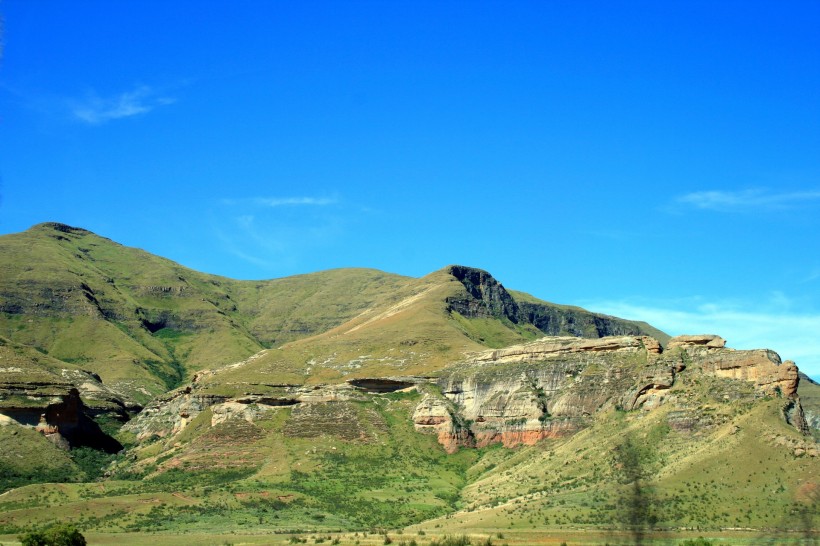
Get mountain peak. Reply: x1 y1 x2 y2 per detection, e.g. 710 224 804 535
31 222 92 235
444 264 520 323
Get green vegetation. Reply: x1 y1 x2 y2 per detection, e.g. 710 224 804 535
428 536 473 546
19 523 86 545
1 223 818 544
0 426 83 493
679 539 712 546
0 223 669 402
0 223 414 402
450 313 539 348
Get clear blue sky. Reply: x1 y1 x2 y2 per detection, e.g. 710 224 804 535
1 2 819 379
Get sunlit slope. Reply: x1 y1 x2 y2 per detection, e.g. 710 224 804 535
193 269 489 389
0 223 259 401
0 392 484 533
415 399 817 534
231 267 412 346
0 223 666 403
2 357 815 536
0 223 410 402
192 267 668 394
0 335 125 410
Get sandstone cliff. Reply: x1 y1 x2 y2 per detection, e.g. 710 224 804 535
446 265 670 343
411 334 808 452
124 333 811 457
0 338 130 451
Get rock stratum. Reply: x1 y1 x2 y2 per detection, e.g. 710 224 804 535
124 333 811 455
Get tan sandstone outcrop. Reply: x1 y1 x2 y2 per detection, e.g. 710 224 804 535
411 335 673 451
411 334 808 451
472 335 661 364
125 334 810 454
667 335 799 397
702 351 799 397
667 334 726 349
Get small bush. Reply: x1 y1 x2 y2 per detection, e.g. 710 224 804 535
429 536 473 546
680 539 713 546
19 524 86 546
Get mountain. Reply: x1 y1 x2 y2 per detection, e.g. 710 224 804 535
0 222 817 543
0 223 417 404
0 223 662 402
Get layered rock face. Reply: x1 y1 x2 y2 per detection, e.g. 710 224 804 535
0 386 124 452
665 334 800 396
446 266 520 322
412 334 807 452
445 266 669 342
0 341 132 451
124 375 413 441
125 333 810 455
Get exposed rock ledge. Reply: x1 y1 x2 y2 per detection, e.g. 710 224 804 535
667 334 726 349
471 335 662 364
125 376 425 441
414 334 807 452
124 334 809 452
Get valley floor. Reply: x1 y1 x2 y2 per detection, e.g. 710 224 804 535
2 529 816 545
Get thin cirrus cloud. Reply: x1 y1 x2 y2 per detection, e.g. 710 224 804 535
70 85 175 125
676 189 820 212
221 196 338 207
213 196 345 271
253 197 337 207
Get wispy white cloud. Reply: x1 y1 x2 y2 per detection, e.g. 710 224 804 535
70 85 175 124
676 188 820 212
211 197 346 273
222 196 338 207
803 267 820 283
255 197 336 207
582 295 820 380
213 224 280 269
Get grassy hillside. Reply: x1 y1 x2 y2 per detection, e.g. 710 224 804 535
419 401 816 534
0 223 411 403
191 268 669 396
0 224 667 402
0 391 483 534
6 223 816 543
1 385 816 542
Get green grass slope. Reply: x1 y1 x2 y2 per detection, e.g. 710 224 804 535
1 378 816 541
1 224 668 403
0 391 484 535
0 223 410 403
192 267 670 395
416 390 818 537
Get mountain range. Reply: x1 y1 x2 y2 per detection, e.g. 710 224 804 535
0 222 817 545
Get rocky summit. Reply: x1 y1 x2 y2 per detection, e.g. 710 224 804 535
0 223 817 543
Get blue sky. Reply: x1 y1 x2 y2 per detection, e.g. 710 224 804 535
1 2 819 379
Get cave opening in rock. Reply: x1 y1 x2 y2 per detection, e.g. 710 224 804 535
347 378 415 393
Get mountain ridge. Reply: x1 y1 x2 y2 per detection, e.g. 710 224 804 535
0 222 817 541
0 222 666 399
